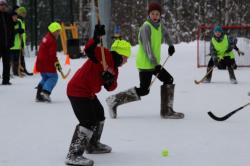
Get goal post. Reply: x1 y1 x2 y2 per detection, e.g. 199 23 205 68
197 25 250 68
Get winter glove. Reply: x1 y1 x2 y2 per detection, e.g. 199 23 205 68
55 61 62 71
154 65 163 73
102 71 114 85
93 24 105 44
168 45 175 56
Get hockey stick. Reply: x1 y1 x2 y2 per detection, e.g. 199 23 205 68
149 55 171 89
208 102 250 121
93 0 108 71
194 66 215 84
58 68 71 80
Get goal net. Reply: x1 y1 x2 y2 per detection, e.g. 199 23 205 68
197 25 250 67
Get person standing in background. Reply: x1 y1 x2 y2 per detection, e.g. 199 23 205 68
16 6 33 76
10 11 24 77
0 0 15 85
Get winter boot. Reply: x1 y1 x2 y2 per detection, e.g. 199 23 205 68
35 84 44 102
160 84 184 119
228 67 238 84
65 125 94 166
106 87 140 119
12 61 19 76
40 90 51 102
86 121 112 154
203 67 213 83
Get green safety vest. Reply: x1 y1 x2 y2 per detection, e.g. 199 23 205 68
10 19 23 50
211 34 234 60
136 21 162 69
20 19 26 47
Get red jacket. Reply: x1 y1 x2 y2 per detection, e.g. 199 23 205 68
36 32 58 73
67 39 118 98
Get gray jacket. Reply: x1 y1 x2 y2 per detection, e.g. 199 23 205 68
139 17 173 66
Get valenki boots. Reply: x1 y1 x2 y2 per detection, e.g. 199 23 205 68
160 84 184 119
65 125 94 166
228 67 238 84
106 87 140 119
86 121 112 154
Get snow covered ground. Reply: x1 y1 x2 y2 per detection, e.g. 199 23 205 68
1 42 250 166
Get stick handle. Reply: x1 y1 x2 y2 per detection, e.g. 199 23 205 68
149 56 170 90
93 0 108 70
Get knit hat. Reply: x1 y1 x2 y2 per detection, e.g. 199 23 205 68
111 39 132 57
148 2 162 14
16 6 27 15
0 0 7 5
213 25 223 33
48 22 62 33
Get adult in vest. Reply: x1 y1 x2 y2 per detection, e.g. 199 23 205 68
106 2 184 119
0 0 14 85
203 25 238 84
10 11 24 76
16 6 33 76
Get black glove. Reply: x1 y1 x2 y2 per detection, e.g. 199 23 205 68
102 71 114 84
93 24 105 44
168 45 175 56
55 61 62 71
154 65 162 73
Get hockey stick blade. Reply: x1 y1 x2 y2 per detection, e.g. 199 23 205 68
194 80 202 84
208 105 246 121
194 67 214 85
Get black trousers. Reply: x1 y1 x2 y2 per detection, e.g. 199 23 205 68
68 96 105 129
135 67 173 97
0 50 11 83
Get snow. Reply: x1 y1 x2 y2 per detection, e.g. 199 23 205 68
1 42 250 166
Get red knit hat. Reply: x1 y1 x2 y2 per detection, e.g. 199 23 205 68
148 2 162 14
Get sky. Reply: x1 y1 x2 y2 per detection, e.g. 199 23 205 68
1 42 250 166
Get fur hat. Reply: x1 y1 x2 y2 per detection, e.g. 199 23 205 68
148 2 162 14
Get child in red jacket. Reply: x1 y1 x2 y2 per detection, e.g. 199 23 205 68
35 22 62 102
65 24 131 166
